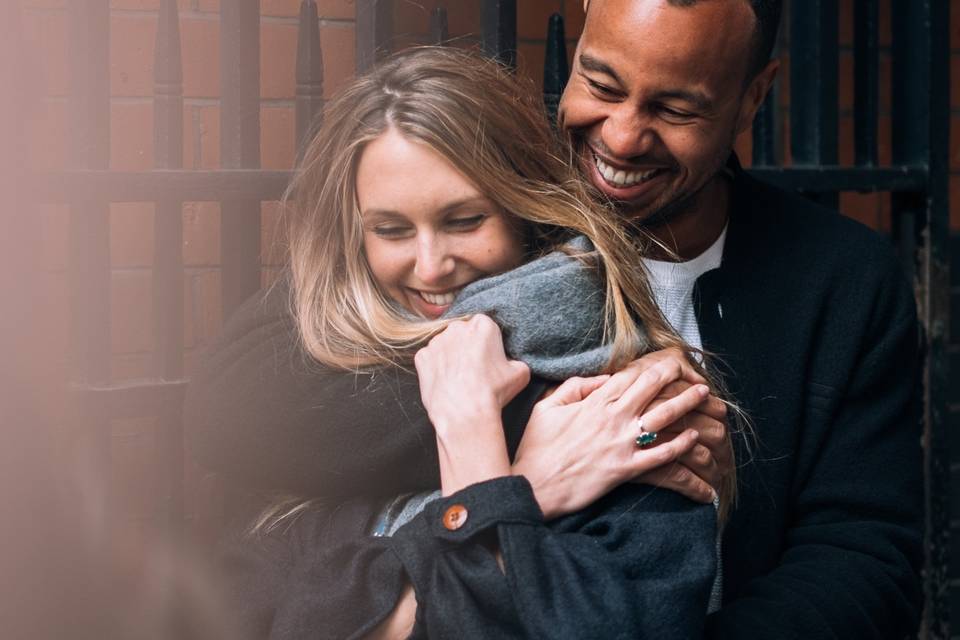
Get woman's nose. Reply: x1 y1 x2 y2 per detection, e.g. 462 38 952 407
414 237 455 284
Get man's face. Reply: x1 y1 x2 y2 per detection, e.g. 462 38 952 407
560 0 764 226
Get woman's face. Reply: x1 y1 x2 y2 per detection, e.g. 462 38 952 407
357 127 527 319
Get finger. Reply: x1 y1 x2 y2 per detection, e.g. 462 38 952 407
698 394 729 422
631 428 699 475
634 384 710 435
539 375 610 408
612 358 686 415
633 463 717 504
627 348 707 385
676 443 721 490
507 360 532 396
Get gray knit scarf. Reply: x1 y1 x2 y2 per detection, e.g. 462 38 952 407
442 235 649 381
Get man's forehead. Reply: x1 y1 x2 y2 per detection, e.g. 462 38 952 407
580 0 756 86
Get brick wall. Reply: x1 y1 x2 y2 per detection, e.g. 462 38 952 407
14 0 959 616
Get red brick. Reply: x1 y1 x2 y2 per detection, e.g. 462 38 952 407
318 0 354 20
953 0 960 51
321 24 356 98
112 269 154 354
838 0 853 47
21 8 68 97
951 114 960 170
181 15 220 98
952 53 960 108
394 0 438 37
183 201 221 266
840 191 883 231
261 105 296 169
563 0 585 39
20 0 66 8
26 99 68 170
261 21 298 99
517 41 546 92
839 113 853 165
262 0 300 17
878 0 891 48
111 202 155 268
878 114 892 165
111 353 153 381
111 13 156 97
444 0 481 38
518 0 563 40
838 50 853 112
110 102 154 170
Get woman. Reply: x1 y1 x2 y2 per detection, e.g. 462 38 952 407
214 47 732 639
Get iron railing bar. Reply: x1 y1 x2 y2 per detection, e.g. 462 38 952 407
543 13 568 127
35 170 293 202
751 92 776 167
153 0 185 541
746 165 927 192
220 3 262 319
790 0 839 208
295 0 324 159
481 0 517 69
430 7 448 45
70 380 188 421
853 0 879 166
67 0 111 548
33 166 932 203
355 0 392 73
891 1 951 637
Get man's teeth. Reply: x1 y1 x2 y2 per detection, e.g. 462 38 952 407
594 155 660 188
420 290 459 306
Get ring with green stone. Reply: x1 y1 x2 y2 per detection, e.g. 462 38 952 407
635 418 658 448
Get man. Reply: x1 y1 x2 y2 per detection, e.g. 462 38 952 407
186 0 923 636
555 0 921 637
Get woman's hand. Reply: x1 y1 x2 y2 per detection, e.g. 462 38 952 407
414 314 530 495
512 353 712 519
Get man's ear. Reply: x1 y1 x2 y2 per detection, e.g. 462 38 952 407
736 59 780 135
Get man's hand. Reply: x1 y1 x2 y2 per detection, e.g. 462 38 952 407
621 349 732 502
513 355 709 519
633 379 731 503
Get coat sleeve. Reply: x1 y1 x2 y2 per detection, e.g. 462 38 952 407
221 476 716 640
705 251 924 639
183 280 440 497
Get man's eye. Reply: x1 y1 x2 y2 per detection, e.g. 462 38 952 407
586 78 618 98
658 105 696 121
447 215 486 230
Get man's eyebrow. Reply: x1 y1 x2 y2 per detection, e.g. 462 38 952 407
652 89 714 112
578 53 624 85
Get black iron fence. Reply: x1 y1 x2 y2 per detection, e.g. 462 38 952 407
28 0 951 636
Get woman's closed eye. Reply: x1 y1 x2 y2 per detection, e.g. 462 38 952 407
446 214 487 231
371 223 414 239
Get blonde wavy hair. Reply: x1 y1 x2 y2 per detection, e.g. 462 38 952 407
266 46 739 530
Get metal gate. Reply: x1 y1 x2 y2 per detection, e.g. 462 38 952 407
25 0 951 636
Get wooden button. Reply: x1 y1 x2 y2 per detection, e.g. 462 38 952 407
442 504 468 531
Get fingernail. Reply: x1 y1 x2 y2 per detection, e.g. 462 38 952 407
696 384 710 397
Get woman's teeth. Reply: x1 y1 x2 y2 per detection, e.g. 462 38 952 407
594 155 660 188
419 290 459 306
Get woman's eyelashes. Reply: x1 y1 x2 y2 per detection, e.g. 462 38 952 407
369 213 488 239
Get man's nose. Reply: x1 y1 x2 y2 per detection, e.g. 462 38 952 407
414 237 455 284
601 106 657 161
